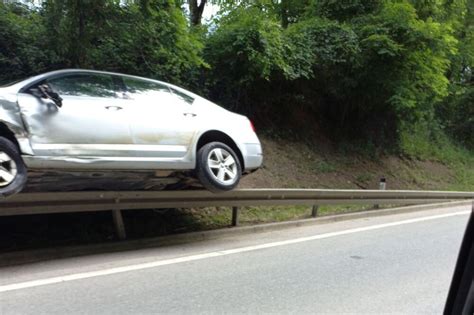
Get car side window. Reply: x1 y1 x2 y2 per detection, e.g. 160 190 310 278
46 73 116 98
122 77 172 102
170 87 194 105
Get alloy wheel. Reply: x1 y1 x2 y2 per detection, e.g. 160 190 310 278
0 151 17 187
207 148 238 185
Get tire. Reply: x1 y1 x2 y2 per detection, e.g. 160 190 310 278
0 137 27 197
196 142 242 193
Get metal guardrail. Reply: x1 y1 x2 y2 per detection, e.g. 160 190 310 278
1 188 473 240
1 189 473 216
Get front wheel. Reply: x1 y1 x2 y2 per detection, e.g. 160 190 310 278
0 137 27 197
196 142 242 193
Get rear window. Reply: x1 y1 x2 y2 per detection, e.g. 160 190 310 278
170 87 194 105
122 77 172 101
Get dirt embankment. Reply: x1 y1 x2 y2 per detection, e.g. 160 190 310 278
240 137 459 191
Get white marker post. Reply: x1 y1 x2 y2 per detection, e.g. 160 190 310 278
374 177 386 209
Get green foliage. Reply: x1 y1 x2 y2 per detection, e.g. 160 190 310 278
88 0 206 85
201 0 470 150
399 120 473 191
438 86 474 149
216 0 311 27
42 0 113 68
307 0 382 20
284 17 361 102
0 2 52 84
286 17 360 71
0 0 472 157
207 8 290 82
358 1 456 121
438 0 474 149
204 8 292 111
310 160 337 173
0 0 204 86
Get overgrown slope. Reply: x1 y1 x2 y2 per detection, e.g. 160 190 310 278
240 136 474 192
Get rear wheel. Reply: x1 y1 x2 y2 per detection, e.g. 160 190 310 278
0 137 27 197
196 142 241 193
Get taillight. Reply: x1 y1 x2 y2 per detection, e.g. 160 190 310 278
249 120 256 132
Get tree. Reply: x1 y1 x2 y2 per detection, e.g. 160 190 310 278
0 0 472 151
42 0 113 68
0 2 52 84
437 0 474 148
204 7 292 116
188 0 207 26
39 0 205 85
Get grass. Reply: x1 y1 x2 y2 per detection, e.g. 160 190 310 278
310 160 337 173
355 173 374 184
181 204 396 230
400 125 474 191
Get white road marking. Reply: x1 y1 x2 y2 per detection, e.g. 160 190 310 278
0 210 470 293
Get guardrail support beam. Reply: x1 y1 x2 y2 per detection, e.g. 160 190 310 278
311 205 319 217
232 207 239 227
112 209 126 240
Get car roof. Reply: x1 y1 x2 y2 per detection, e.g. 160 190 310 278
8 69 204 103
15 69 171 90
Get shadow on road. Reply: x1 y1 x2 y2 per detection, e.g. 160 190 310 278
0 209 209 253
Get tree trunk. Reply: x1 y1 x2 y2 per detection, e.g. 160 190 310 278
280 0 289 28
188 0 206 26
77 0 86 67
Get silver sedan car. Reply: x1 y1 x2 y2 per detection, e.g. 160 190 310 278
0 69 263 196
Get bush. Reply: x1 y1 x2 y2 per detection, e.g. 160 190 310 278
0 2 52 84
204 8 292 114
438 87 474 149
42 0 205 86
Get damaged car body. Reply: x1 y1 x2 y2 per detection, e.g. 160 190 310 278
0 69 263 196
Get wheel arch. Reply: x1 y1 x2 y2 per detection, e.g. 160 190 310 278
196 130 245 170
0 122 20 150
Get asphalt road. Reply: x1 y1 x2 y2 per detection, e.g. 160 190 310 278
0 203 471 314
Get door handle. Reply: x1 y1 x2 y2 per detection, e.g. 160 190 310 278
183 112 197 117
105 106 122 111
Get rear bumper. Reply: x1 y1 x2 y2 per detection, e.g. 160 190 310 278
242 143 263 171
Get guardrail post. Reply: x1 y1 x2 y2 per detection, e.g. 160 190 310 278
374 177 386 209
231 206 239 227
112 209 126 240
112 198 126 240
311 205 319 217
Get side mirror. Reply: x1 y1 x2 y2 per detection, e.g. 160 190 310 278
32 84 63 107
